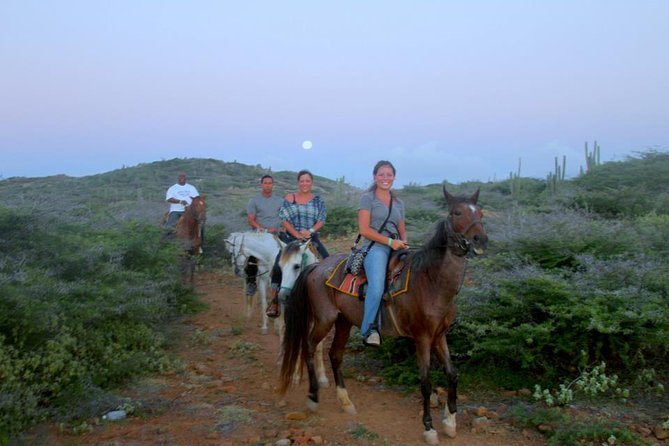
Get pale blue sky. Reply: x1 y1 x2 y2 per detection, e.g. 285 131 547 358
1 1 667 187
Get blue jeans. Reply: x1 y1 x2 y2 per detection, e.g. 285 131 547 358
360 243 390 337
165 211 183 228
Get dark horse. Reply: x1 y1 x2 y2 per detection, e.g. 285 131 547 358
278 188 487 445
174 195 207 281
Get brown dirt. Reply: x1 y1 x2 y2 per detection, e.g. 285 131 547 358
35 269 548 446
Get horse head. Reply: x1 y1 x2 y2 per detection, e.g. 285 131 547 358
187 195 207 224
443 186 487 255
277 239 319 302
224 233 247 276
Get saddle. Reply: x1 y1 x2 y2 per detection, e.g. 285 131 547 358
325 250 410 300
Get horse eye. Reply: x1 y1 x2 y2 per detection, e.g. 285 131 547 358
293 264 301 271
453 210 462 216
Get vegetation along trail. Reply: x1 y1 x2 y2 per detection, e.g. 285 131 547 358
8 153 669 445
35 268 546 446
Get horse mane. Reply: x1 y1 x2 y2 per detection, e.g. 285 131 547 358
409 219 449 272
408 194 473 272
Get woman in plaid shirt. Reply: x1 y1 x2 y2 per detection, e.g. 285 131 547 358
266 169 329 317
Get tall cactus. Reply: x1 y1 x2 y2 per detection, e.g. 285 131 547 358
584 141 601 172
509 158 521 199
547 155 566 195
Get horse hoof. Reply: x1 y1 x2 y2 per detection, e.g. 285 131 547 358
306 398 319 412
318 376 330 388
423 428 439 445
442 413 457 438
342 404 357 416
260 327 268 335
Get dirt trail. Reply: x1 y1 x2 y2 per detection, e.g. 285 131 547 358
40 270 547 446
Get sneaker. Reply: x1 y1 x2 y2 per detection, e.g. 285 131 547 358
245 282 257 296
265 298 280 318
363 330 381 347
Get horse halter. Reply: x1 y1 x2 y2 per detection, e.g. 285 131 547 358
225 236 249 276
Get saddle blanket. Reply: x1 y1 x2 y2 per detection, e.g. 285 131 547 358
325 258 410 299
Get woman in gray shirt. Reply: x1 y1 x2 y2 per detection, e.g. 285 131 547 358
358 160 409 346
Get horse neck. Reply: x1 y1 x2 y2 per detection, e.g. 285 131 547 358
413 230 468 308
243 236 280 262
431 248 467 302
184 210 201 238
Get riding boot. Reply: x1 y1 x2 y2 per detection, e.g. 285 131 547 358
266 288 280 318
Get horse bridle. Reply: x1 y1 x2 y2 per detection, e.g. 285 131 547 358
445 208 483 255
278 239 314 294
226 234 277 278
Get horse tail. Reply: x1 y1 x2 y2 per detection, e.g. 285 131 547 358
278 263 319 394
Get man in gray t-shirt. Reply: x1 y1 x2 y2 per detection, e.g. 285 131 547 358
244 175 283 295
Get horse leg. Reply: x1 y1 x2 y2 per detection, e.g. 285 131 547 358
315 340 329 388
257 276 269 335
433 334 458 438
285 339 327 388
273 306 283 336
416 337 439 445
329 316 357 415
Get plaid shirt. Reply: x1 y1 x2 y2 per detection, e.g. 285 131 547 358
279 195 327 231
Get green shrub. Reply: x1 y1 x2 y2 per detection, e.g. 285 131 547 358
572 151 669 218
322 206 357 237
0 209 200 438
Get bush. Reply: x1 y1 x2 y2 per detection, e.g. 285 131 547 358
0 209 200 438
454 248 668 379
322 206 358 237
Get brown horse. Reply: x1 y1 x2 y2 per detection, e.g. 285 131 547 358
175 195 207 280
278 187 487 445
175 195 207 254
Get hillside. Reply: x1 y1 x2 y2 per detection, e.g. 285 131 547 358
0 158 363 232
0 157 486 236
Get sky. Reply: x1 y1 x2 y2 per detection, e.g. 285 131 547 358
1 1 668 188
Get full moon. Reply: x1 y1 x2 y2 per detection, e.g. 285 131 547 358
302 140 313 150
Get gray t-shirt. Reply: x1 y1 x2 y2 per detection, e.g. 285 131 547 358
358 190 405 246
247 193 284 229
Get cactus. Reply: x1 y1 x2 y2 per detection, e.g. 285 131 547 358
509 158 521 199
547 155 566 195
584 141 601 172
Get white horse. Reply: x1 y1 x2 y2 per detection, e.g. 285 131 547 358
225 232 284 335
277 239 329 388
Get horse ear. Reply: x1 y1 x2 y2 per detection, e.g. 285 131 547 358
470 188 480 204
443 185 455 204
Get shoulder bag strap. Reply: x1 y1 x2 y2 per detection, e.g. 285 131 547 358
352 196 394 250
